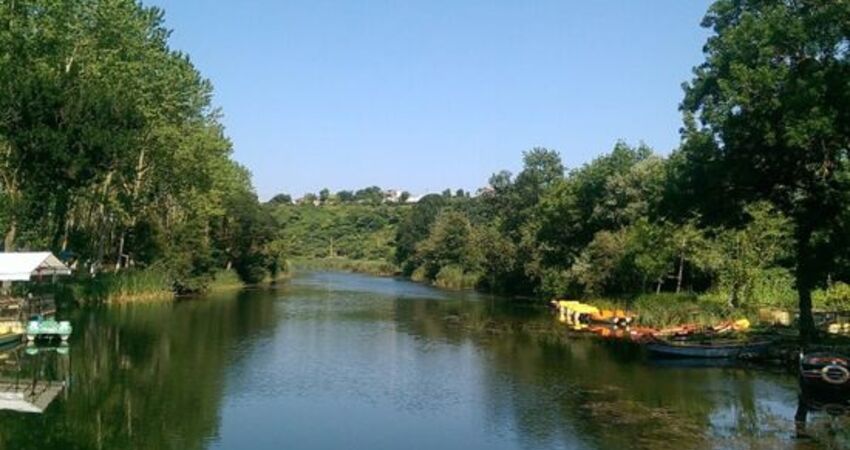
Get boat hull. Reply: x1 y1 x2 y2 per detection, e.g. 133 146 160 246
646 340 771 359
800 352 850 394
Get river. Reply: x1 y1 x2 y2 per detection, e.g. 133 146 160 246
0 271 846 449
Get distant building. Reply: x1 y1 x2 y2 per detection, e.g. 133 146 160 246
383 189 404 203
475 186 495 197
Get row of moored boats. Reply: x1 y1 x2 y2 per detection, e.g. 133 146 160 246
550 299 850 396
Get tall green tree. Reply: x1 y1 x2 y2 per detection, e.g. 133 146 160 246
683 0 850 340
0 0 275 290
394 194 446 274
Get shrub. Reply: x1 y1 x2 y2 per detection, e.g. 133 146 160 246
434 265 480 290
411 265 429 283
750 267 797 309
813 282 850 311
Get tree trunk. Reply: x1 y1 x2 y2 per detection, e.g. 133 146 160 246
676 255 685 293
796 226 817 345
61 216 73 251
114 233 125 272
2 221 16 292
656 278 662 294
50 193 70 251
92 170 114 275
3 220 15 252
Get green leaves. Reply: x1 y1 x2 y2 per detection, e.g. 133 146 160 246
0 0 272 290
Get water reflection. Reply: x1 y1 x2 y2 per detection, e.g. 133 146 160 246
0 343 68 414
0 272 845 449
795 391 850 447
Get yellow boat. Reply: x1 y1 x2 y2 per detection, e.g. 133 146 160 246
551 300 634 326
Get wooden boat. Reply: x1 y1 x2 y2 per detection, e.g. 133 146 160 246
800 352 850 394
646 338 772 359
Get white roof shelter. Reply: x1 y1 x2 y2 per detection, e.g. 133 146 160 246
0 252 71 282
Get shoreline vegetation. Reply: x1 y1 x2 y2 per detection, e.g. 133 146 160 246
55 268 290 305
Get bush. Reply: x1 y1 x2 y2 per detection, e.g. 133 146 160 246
433 265 480 290
411 265 429 283
750 267 797 309
813 282 850 311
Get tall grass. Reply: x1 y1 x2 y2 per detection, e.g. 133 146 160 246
63 268 173 304
586 293 741 328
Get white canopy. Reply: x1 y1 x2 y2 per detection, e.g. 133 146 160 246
0 252 71 281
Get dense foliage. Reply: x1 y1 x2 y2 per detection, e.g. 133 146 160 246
268 199 405 262
384 1 850 343
0 0 280 291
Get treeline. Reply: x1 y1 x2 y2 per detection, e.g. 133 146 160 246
0 0 280 292
395 145 804 302
395 0 850 340
269 186 413 206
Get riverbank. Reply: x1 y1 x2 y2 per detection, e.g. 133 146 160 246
55 268 290 305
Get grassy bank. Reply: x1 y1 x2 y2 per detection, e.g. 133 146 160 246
586 294 742 328
291 257 399 277
57 269 174 304
55 267 289 305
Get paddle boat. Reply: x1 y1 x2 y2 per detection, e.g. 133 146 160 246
25 315 72 342
551 300 635 327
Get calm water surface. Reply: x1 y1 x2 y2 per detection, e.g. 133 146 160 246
0 271 847 449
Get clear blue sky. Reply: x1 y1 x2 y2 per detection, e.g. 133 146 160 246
148 0 713 200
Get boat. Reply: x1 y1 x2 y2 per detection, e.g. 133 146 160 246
646 338 772 359
800 351 850 394
551 300 635 327
588 309 635 326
